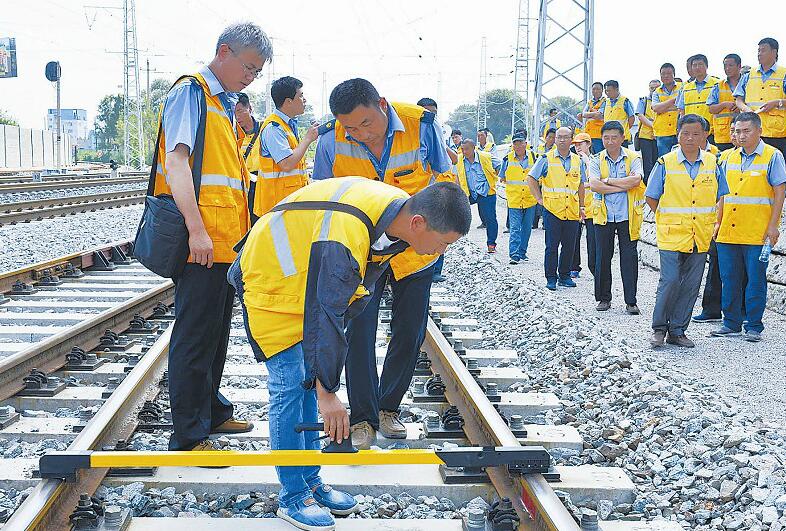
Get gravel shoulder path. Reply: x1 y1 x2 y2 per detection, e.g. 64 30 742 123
454 199 786 425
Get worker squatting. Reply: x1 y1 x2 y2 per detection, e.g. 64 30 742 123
148 20 786 531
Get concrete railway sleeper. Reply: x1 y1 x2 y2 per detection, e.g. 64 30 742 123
0 252 678 530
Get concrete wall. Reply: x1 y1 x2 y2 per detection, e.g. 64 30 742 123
0 125 73 169
638 208 786 315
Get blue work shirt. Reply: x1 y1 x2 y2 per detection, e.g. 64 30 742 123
676 78 712 110
312 104 450 180
589 150 644 222
530 150 588 183
598 97 635 117
464 152 501 199
651 83 679 103
162 66 238 154
645 147 729 201
635 96 652 116
260 108 299 163
733 63 786 99
732 140 786 186
706 79 739 105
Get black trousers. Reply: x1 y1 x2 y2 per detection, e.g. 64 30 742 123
543 210 580 281
639 137 657 183
571 222 583 272
248 179 259 226
763 137 786 157
168 263 235 450
594 220 638 305
585 219 596 278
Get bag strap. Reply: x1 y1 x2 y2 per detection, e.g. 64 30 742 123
243 123 262 161
147 75 208 202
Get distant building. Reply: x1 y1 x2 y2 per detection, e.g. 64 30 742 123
47 108 89 147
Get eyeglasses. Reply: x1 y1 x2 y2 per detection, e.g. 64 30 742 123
227 45 264 79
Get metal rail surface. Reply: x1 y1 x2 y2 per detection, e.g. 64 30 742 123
0 171 147 185
0 191 145 225
0 176 147 194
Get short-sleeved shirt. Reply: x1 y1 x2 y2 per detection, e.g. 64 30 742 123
589 150 644 222
312 104 451 180
733 140 786 186
651 83 679 103
598 97 635 118
464 153 502 198
500 151 532 180
676 78 712 110
706 79 739 106
162 66 238 154
635 97 652 116
645 147 729 201
260 108 299 163
530 150 588 182
733 63 786 99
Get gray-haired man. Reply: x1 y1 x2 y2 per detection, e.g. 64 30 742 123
152 22 272 453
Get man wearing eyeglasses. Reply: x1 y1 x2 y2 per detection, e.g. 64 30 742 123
151 23 271 455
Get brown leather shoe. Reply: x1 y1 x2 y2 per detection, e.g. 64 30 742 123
190 439 229 468
650 330 666 348
211 417 254 434
666 333 695 348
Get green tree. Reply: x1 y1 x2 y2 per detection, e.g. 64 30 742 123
94 94 123 156
0 109 17 126
537 96 582 130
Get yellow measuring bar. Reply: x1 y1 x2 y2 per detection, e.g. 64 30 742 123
90 449 446 468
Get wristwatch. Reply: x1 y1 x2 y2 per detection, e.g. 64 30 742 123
779 99 784 110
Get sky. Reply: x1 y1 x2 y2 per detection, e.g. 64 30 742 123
1 0 785 132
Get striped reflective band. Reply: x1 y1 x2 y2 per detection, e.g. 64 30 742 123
387 149 419 169
724 196 773 205
335 142 419 172
207 106 229 120
318 179 363 241
270 212 297 277
201 174 245 191
543 187 577 194
258 169 307 180
658 206 715 214
725 163 768 172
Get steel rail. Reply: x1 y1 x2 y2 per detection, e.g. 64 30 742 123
0 192 145 225
0 171 147 184
421 319 580 531
0 176 147 194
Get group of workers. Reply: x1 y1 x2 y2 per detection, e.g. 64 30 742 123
148 19 786 531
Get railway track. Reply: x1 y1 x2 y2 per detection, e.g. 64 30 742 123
0 191 145 226
0 243 680 530
0 172 147 186
0 176 147 195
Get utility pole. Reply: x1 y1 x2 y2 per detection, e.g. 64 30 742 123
533 0 594 147
123 0 145 169
476 37 488 132
511 0 532 138
321 71 327 119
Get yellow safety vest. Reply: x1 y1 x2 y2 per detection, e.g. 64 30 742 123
542 150 582 221
331 101 438 280
712 79 739 144
153 73 250 264
536 144 553 158
745 66 786 138
704 143 720 156
239 178 408 358
655 150 719 253
253 112 308 218
542 118 561 138
456 150 498 197
653 83 682 137
239 125 262 174
719 147 735 164
584 99 604 139
480 142 496 153
591 148 645 240
681 76 719 134
638 97 656 141
604 96 632 141
502 150 536 209
716 144 778 245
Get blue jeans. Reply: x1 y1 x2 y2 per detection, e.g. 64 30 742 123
542 209 580 281
471 193 498 245
656 135 677 157
591 138 604 155
717 243 768 333
266 342 322 508
508 206 535 260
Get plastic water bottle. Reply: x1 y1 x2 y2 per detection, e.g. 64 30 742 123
759 237 772 263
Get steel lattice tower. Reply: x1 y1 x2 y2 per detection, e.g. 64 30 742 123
476 37 488 131
511 0 533 138
123 0 145 169
532 0 594 145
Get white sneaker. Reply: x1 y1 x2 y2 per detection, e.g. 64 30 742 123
378 410 407 439
350 421 376 449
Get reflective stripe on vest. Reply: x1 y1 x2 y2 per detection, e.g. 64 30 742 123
603 96 631 141
712 80 738 144
682 77 719 134
254 113 308 218
653 82 682 138
542 151 582 220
